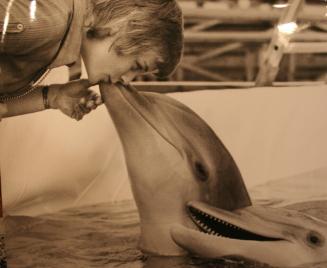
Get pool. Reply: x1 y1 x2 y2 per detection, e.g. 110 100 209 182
5 168 327 268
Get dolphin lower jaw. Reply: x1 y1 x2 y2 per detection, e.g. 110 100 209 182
170 224 310 267
171 202 327 267
137 207 199 256
188 205 284 242
138 223 189 256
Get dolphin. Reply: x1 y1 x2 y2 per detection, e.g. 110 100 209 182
99 82 251 256
171 200 327 267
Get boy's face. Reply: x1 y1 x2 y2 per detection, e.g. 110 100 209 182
81 34 160 84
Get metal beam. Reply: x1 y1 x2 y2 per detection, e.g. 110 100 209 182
187 43 243 63
180 62 230 81
180 3 327 22
184 30 327 43
285 42 327 53
188 19 221 32
132 81 326 93
255 0 304 86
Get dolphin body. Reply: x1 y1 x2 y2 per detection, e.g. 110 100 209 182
100 82 251 255
100 83 327 266
171 201 327 267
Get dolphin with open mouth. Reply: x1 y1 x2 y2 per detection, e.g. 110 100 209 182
99 82 251 255
100 82 327 266
170 200 327 267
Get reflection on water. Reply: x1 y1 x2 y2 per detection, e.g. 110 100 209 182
5 201 143 268
6 200 277 268
5 170 327 268
0 233 6 268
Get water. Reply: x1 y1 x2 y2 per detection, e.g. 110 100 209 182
4 169 327 268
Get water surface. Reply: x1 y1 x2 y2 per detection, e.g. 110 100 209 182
5 170 327 268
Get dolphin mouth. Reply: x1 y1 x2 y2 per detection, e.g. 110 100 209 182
188 205 283 242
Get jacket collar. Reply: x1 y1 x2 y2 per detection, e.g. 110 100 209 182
49 0 87 68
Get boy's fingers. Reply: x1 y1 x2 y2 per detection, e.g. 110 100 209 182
77 79 93 88
67 80 94 96
73 104 84 120
86 100 95 109
79 103 91 114
79 97 86 105
94 95 103 105
89 91 102 102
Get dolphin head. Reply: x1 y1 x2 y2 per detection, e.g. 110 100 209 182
100 82 251 255
171 201 327 267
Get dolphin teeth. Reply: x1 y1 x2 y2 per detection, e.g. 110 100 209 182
189 205 283 242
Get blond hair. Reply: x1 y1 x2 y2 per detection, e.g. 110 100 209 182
87 0 183 77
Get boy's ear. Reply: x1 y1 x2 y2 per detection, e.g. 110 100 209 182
85 22 122 39
86 27 114 39
83 8 120 39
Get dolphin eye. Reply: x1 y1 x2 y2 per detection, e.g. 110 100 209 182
306 231 324 247
194 161 209 182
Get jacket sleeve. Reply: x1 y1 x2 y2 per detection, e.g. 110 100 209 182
0 0 74 94
0 0 72 56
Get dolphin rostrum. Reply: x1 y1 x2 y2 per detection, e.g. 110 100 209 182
100 82 251 255
171 200 327 267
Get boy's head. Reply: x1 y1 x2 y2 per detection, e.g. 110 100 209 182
81 0 183 84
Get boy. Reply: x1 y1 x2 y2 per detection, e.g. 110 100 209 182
0 0 183 120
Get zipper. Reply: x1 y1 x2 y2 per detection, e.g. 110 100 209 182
0 69 50 102
0 1 74 102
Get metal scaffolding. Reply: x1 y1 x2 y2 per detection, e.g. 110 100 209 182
158 0 327 85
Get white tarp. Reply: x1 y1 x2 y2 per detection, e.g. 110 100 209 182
1 67 327 216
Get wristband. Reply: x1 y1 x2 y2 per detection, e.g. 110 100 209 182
42 86 50 109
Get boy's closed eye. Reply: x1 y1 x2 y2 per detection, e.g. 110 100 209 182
132 60 146 72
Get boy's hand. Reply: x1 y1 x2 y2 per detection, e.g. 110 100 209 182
0 102 7 121
49 79 102 120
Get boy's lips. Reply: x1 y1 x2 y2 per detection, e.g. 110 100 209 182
96 74 112 84
102 75 112 83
